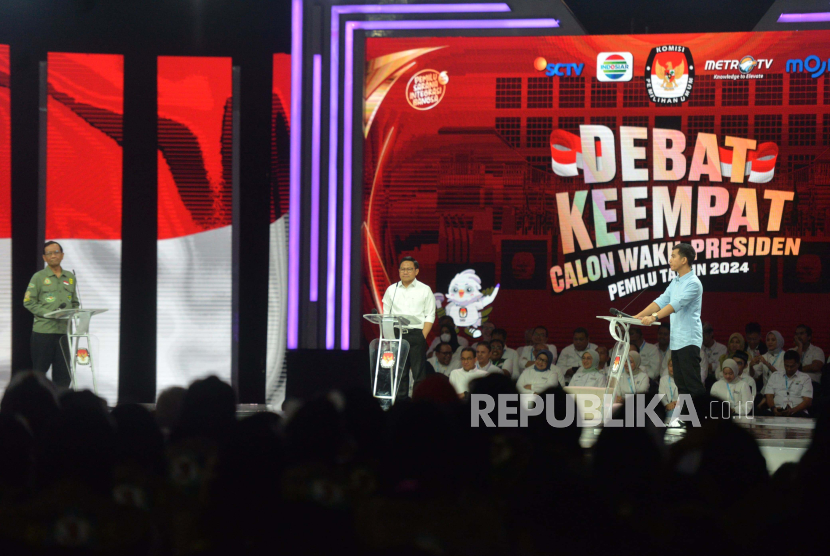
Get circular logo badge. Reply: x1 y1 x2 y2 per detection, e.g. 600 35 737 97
599 53 630 80
406 69 447 111
44 278 51 285
45 295 55 303
738 55 758 74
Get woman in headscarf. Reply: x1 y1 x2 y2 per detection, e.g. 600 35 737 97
614 351 650 402
569 348 608 388
710 358 752 416
516 349 561 396
717 333 746 379
427 322 466 357
750 330 785 388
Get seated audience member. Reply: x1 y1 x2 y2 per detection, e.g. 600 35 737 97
518 326 558 369
629 327 660 381
427 320 467 357
628 344 639 353
427 342 457 377
730 350 756 400
654 323 671 377
751 330 785 388
489 339 516 379
491 328 519 370
516 349 562 395
717 333 746 379
476 322 495 343
596 345 609 374
569 349 608 388
701 322 727 379
557 327 599 384
449 347 488 398
658 355 678 412
794 324 825 386
759 350 813 417
745 322 766 359
615 352 650 402
711 359 753 416
474 341 501 375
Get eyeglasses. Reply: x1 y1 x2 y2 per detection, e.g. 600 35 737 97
399 267 416 273
44 251 63 257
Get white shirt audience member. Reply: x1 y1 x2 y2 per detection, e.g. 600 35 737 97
569 349 608 388
615 352 650 400
516 349 562 395
751 331 785 387
711 359 752 416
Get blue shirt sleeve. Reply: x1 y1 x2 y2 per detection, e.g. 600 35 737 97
670 278 702 313
654 281 672 309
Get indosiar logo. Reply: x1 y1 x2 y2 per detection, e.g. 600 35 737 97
786 55 830 78
533 56 584 77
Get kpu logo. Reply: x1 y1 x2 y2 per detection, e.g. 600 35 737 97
786 55 830 78
533 56 584 77
596 52 633 82
645 45 695 105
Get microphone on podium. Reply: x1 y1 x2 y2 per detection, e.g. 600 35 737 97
610 308 633 319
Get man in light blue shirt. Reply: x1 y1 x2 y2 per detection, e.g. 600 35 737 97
634 243 704 397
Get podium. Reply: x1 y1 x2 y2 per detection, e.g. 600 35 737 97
363 313 421 410
44 308 108 393
596 315 658 416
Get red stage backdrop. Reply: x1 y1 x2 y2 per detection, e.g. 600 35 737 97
46 52 123 404
362 31 830 353
0 45 9 392
157 56 232 394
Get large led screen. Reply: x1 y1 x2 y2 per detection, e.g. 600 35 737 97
157 56 232 394
46 52 123 404
0 45 9 393
362 31 830 352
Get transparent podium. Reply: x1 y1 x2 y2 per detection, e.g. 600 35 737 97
597 314 659 416
363 313 421 410
44 308 108 393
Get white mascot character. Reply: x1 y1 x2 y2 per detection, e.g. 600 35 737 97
435 269 499 338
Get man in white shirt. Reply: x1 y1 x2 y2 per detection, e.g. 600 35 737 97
474 341 503 376
427 342 456 377
794 324 825 385
744 322 765 360
518 326 558 369
557 327 598 384
449 347 488 397
629 326 660 381
381 257 435 400
491 328 519 371
701 322 727 379
760 350 813 417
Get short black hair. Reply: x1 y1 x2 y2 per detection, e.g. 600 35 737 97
43 241 63 254
475 340 491 352
796 324 813 338
673 242 696 266
783 349 801 364
745 322 761 335
534 326 548 335
489 339 504 349
629 327 643 338
435 342 454 353
732 350 748 362
460 347 476 358
491 328 508 339
399 256 419 270
573 327 589 337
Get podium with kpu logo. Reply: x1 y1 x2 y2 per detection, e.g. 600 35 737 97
44 308 108 394
363 313 421 410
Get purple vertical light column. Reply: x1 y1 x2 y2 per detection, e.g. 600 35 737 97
310 54 322 302
288 0 302 349
778 12 830 23
338 17 560 349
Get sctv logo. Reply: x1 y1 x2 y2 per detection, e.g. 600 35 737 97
546 62 584 77
786 55 830 78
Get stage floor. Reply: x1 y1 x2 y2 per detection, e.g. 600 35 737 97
579 416 813 474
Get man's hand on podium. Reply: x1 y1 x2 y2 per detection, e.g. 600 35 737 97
640 315 657 326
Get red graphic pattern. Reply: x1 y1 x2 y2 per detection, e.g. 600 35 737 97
46 53 123 240
157 57 232 240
